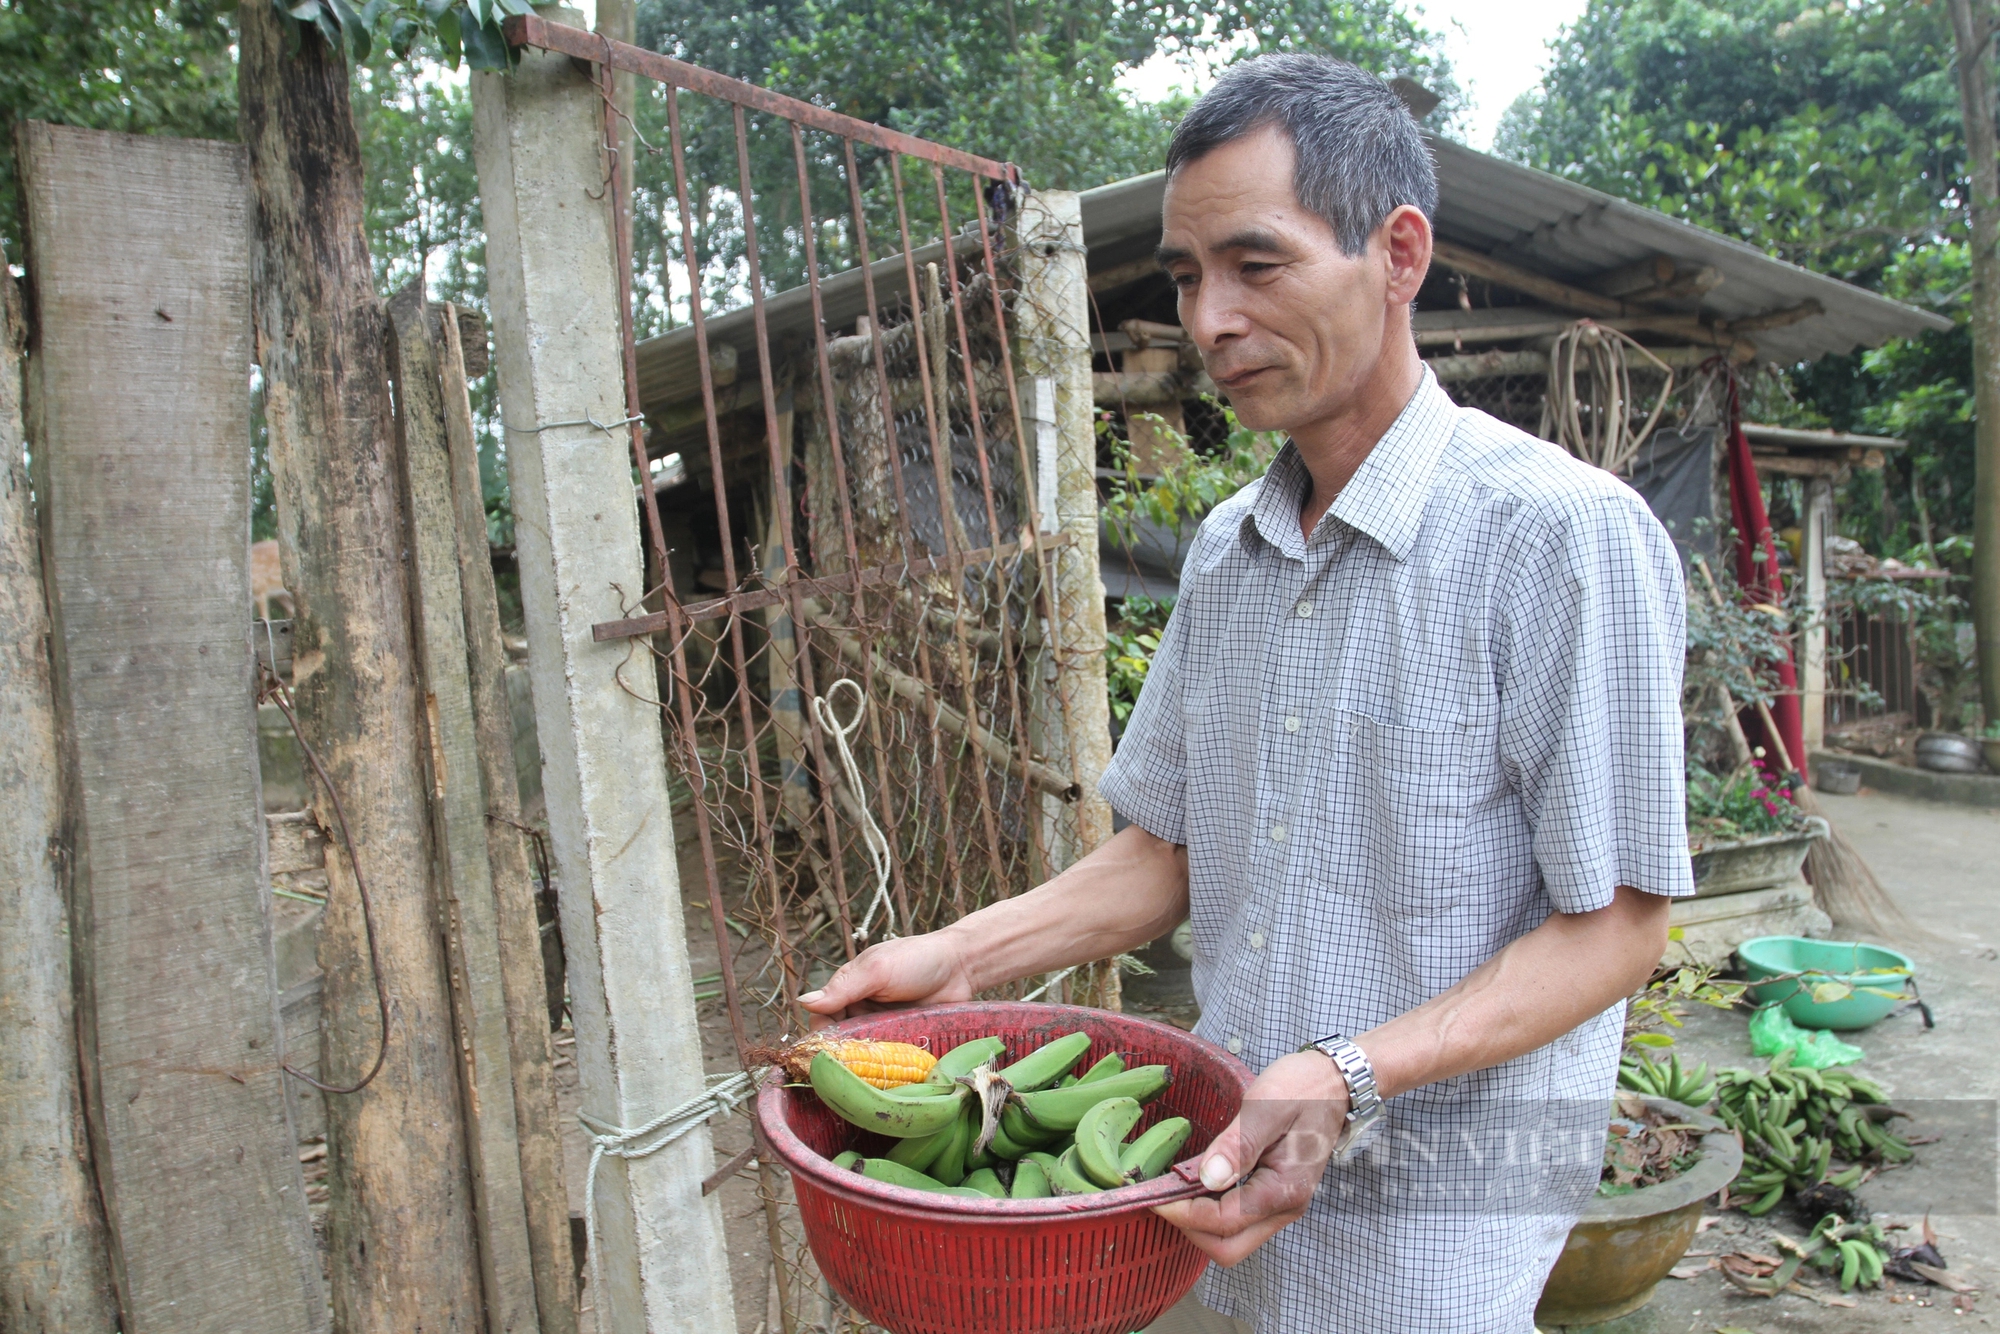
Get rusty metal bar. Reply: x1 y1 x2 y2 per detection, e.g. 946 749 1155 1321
843 139 971 922
507 14 1016 182
732 103 862 956
792 125 917 940
933 165 1048 886
664 84 801 1009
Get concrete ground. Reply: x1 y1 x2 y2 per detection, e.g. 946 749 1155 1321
1576 788 2000 1333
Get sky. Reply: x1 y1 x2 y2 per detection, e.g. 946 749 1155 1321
1118 0 1593 151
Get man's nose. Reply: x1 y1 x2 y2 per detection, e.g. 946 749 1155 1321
1179 282 1252 351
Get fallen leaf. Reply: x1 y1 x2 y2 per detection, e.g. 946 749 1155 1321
1911 1262 1979 1294
1957 1292 1979 1313
1697 1215 1721 1232
1786 1282 1857 1308
1905 1132 1944 1146
1670 1258 1717 1280
1714 1327 1758 1334
1925 1212 1938 1249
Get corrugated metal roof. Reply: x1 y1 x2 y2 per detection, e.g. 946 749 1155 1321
1080 139 1949 364
635 136 1948 413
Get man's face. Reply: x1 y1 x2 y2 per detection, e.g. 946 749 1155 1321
1159 123 1423 433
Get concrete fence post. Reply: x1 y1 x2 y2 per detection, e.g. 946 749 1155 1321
472 17 736 1331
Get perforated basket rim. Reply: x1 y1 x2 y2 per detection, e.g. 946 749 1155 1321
756 1000 1253 1219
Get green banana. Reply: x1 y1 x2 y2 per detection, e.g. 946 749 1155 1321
1058 1074 1078 1087
928 1036 1008 1084
831 1150 863 1170
1048 1145 1103 1195
1828 1164 1864 1189
929 1104 973 1185
1075 1096 1147 1189
1017 1065 1171 1133
886 1124 952 1172
811 1051 969 1138
1742 1183 1785 1216
962 1167 1007 1198
1811 1137 1833 1184
997 1032 1093 1093
1838 1238 1863 1291
861 1158 960 1191
1857 1243 1884 1288
987 1118 1034 1161
1076 1053 1128 1084
1120 1116 1193 1182
1000 1102 1063 1148
1010 1157 1053 1198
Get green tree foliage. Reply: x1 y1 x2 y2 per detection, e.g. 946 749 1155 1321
0 0 238 263
1496 0 1974 554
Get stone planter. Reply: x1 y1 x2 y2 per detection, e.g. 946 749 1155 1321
1537 1097 1743 1329
1689 816 1827 896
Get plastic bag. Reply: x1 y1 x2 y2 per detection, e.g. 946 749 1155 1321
1749 1005 1865 1068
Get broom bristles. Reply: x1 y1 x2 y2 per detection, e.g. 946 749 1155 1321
1796 787 1932 943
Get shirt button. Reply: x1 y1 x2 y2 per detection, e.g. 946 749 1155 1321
1248 931 1265 950
1269 823 1287 843
1295 600 1314 618
1227 1037 1243 1055
1284 716 1300 733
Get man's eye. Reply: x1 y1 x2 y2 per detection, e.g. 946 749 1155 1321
1171 272 1198 289
1242 261 1277 275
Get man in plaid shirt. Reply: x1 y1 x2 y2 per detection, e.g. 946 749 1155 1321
804 53 1693 1332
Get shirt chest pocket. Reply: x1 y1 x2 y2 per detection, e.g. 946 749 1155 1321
1312 710 1468 917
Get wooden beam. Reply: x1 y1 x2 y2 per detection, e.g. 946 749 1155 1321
438 302 579 1334
1743 423 1905 451
1088 256 1166 293
1432 240 1628 318
0 240 118 1334
388 284 542 1334
1093 370 1182 406
1723 299 1823 333
241 5 486 1321
1587 254 1677 298
20 119 327 1334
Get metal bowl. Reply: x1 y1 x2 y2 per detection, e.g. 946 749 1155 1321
1812 757 1862 795
1915 732 1985 774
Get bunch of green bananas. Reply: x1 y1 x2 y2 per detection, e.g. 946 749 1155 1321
1802 1214 1892 1292
809 1031 1191 1200
1617 1051 1716 1108
1709 1052 1913 1216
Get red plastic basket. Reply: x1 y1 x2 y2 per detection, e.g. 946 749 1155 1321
756 1001 1253 1334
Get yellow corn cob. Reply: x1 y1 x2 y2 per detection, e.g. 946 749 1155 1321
771 1035 936 1088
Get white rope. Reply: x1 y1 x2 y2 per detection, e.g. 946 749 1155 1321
1018 965 1078 1003
810 678 896 944
1546 320 1675 476
577 1068 760 1313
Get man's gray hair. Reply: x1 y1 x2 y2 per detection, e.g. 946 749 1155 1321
1165 55 1438 257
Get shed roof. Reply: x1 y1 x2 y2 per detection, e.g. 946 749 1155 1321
634 135 1948 415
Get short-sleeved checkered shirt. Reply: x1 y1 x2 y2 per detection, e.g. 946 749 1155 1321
1101 370 1694 1334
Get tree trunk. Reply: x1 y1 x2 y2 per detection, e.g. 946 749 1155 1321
0 260 119 1334
1949 0 2000 728
237 6 484 1329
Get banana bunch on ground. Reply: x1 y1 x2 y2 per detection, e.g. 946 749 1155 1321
808 1031 1192 1200
1712 1052 1914 1216
1617 1051 1717 1107
1801 1214 1894 1292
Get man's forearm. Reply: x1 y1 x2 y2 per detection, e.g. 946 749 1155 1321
940 825 1190 993
1356 885 1670 1100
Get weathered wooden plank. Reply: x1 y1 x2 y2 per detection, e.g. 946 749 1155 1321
0 246 119 1334
17 120 327 1333
436 301 578 1334
389 285 542 1333
236 8 486 1327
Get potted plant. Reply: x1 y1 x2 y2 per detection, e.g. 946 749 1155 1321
1685 758 1827 896
1537 966 1745 1328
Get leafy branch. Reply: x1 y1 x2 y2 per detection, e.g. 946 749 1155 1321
273 0 531 69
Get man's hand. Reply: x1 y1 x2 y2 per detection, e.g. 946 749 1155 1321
796 932 976 1027
1152 1050 1351 1266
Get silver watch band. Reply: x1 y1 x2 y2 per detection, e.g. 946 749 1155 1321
1300 1033 1385 1161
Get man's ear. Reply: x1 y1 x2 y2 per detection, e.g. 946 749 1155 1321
1381 205 1433 306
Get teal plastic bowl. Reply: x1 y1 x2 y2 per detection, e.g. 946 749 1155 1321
1737 936 1916 1031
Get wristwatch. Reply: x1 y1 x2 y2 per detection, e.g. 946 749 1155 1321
1300 1033 1386 1162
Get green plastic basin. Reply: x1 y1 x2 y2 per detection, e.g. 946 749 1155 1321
1736 936 1916 1031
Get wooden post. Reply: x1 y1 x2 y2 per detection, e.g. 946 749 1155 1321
1012 187 1119 1009
1801 475 1833 753
388 285 542 1334
18 120 327 1333
437 301 580 1334
472 19 737 1331
238 8 486 1327
0 262 119 1334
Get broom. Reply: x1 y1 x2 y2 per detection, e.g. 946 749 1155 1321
1689 557 1922 942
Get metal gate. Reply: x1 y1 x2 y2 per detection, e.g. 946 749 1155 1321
502 17 1111 1328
